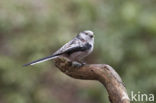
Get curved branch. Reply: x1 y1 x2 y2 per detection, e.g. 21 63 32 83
54 57 130 103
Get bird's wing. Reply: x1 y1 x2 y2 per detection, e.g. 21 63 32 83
56 42 92 56
53 37 85 55
23 38 90 66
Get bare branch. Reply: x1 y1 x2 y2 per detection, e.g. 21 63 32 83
54 57 130 103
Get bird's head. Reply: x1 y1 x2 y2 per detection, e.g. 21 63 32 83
77 30 94 44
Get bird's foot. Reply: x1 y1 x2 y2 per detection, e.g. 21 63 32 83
77 60 86 65
72 61 85 68
81 62 86 65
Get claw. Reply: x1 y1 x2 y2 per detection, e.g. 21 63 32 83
72 61 84 68
81 62 86 65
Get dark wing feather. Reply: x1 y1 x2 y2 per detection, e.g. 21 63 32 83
56 43 92 55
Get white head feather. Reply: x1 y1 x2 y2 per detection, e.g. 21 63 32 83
78 30 94 44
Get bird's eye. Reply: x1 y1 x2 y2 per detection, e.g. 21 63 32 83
90 35 93 38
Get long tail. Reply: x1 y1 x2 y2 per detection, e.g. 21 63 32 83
23 55 58 66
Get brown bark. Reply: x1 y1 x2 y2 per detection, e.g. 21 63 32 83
54 57 130 103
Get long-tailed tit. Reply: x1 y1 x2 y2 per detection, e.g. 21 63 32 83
24 30 94 66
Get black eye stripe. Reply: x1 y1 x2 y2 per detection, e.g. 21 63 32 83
85 33 89 35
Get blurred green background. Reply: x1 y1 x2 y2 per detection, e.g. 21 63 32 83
0 0 156 103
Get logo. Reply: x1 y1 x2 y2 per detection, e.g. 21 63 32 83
130 91 154 102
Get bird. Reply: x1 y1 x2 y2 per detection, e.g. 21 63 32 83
24 30 94 66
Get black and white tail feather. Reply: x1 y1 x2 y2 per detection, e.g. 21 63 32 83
23 55 58 66
23 30 94 66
